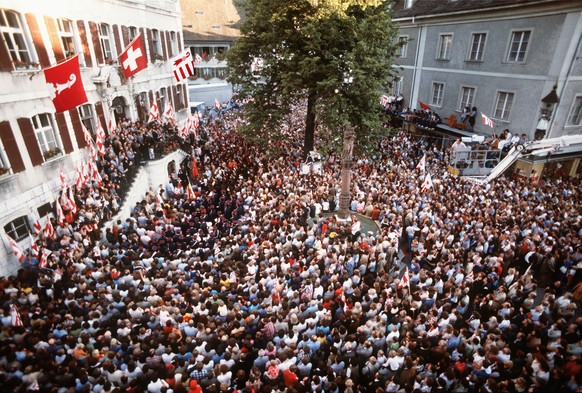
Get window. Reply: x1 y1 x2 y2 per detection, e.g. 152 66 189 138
459 86 475 110
404 0 415 9
494 91 514 120
129 26 138 41
566 96 582 126
170 31 178 55
391 77 403 96
160 87 166 109
507 30 530 63
431 82 444 107
397 36 408 58
55 18 76 58
468 33 486 61
0 9 34 64
4 216 30 241
98 23 114 61
78 104 94 134
176 86 183 109
151 29 161 59
437 34 452 60
32 114 58 155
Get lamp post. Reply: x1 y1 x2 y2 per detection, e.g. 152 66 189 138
535 85 560 140
338 124 355 219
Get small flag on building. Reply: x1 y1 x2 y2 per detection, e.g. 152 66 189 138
171 49 195 83
481 112 495 128
119 34 148 79
148 102 160 123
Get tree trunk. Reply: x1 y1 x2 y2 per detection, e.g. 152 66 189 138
303 89 316 158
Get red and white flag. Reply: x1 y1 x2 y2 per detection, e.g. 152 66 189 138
55 199 65 224
178 123 189 140
163 102 176 125
108 112 117 136
380 95 389 107
59 167 66 190
10 304 23 327
7 235 25 263
187 184 196 201
418 101 431 111
416 154 426 172
481 112 495 128
398 266 411 292
32 218 42 235
75 164 86 189
39 248 52 268
87 140 98 162
171 49 195 82
82 124 93 145
119 34 147 79
191 156 199 179
29 234 39 259
421 173 433 191
68 185 78 215
194 53 202 65
148 102 160 123
191 112 200 130
214 98 222 110
44 217 55 239
44 55 88 112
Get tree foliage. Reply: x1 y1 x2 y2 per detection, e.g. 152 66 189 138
227 0 400 156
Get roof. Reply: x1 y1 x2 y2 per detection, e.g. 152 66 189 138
391 0 571 19
180 0 243 43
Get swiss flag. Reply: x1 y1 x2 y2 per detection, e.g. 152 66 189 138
44 55 88 113
119 35 147 79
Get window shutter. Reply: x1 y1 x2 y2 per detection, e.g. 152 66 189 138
177 32 182 52
182 84 188 110
0 121 25 173
17 118 43 166
89 21 104 65
95 102 106 134
113 24 122 56
55 113 73 154
121 26 129 47
165 31 172 58
146 28 155 63
25 13 50 67
76 20 93 67
45 16 64 62
148 91 154 109
69 109 87 149
161 30 168 60
172 85 179 111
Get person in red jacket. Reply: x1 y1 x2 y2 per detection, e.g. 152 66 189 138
283 365 299 388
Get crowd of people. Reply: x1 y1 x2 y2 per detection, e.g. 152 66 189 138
0 102 581 393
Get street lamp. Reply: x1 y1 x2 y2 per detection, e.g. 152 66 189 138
535 85 560 140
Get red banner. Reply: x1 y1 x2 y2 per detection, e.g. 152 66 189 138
43 55 88 113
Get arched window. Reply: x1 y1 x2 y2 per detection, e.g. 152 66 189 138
0 9 34 66
98 23 114 62
32 113 59 158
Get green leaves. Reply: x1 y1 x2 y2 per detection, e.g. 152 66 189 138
227 0 400 156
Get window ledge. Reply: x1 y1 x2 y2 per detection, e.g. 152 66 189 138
435 58 451 61
490 118 510 124
0 172 17 183
41 154 66 166
11 68 40 75
563 124 581 128
465 60 484 64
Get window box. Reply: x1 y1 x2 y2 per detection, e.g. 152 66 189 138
43 147 62 161
154 54 164 62
0 166 10 176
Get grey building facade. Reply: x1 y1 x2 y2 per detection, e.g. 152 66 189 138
392 0 582 140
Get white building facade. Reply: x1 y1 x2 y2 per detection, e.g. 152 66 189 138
0 0 187 275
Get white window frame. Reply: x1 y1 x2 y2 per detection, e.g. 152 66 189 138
32 113 59 154
152 29 161 59
98 23 114 62
458 86 476 111
0 9 35 66
437 34 453 60
493 91 514 121
0 140 10 175
129 26 138 41
430 82 445 107
78 104 95 134
566 96 582 126
397 35 408 58
56 18 77 59
170 31 178 55
506 29 531 63
176 86 183 108
468 32 487 62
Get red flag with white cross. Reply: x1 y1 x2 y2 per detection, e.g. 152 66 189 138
119 35 147 79
44 55 88 113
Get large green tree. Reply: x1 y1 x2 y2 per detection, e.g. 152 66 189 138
227 0 400 156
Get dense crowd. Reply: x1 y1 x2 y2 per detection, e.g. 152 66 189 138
0 103 581 393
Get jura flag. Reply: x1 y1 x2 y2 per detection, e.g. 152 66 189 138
163 103 176 125
7 235 25 263
171 49 195 82
421 173 434 191
44 55 88 113
416 154 426 172
481 112 495 128
148 102 160 123
119 34 147 79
